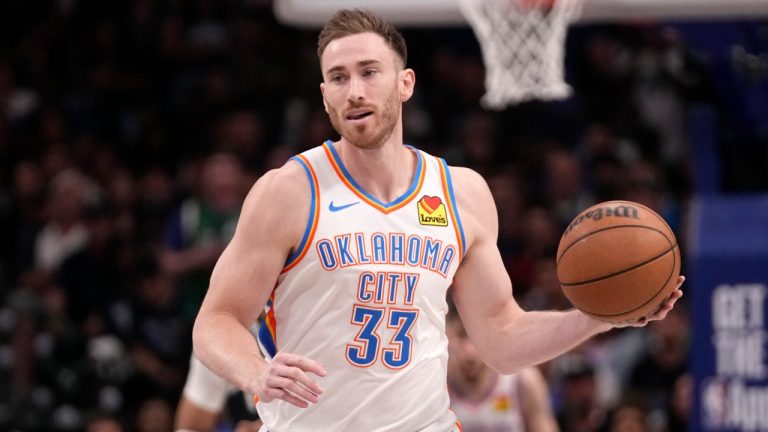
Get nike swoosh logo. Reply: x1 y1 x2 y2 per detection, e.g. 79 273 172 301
328 201 360 212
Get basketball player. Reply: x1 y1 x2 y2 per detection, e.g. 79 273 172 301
192 9 684 432
447 308 559 432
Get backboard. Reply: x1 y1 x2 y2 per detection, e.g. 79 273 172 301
274 0 768 27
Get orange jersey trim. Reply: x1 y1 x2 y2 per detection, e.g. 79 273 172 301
282 154 320 273
438 158 466 261
322 141 425 215
265 291 277 346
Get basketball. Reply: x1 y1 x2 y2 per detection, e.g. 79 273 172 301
556 200 681 323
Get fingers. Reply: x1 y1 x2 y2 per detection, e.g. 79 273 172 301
637 277 686 325
655 285 684 315
619 276 686 328
282 354 327 395
675 275 686 290
267 375 321 403
255 352 326 409
264 385 312 408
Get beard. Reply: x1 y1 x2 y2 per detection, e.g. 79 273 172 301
327 81 401 149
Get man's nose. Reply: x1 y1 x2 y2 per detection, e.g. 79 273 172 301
347 76 365 103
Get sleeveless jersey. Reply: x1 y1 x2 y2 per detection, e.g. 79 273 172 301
257 141 466 432
449 374 527 432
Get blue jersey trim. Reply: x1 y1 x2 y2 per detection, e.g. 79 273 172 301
440 158 467 257
258 320 277 358
284 155 317 267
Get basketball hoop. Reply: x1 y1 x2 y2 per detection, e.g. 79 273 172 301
458 0 583 109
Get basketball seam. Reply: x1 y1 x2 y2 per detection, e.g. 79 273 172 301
556 201 675 263
571 245 679 318
557 224 672 266
559 242 677 286
630 201 675 234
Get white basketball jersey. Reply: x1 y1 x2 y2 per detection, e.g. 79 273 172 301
257 141 466 432
449 374 527 432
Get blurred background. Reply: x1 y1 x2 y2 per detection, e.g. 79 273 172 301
0 0 766 431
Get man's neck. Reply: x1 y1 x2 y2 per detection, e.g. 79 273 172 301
335 138 416 204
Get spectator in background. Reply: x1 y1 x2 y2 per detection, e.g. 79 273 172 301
486 169 527 239
486 169 528 287
543 147 593 228
86 414 124 432
633 27 692 165
628 304 690 430
587 153 626 202
32 169 94 274
577 123 638 203
160 152 246 321
521 258 571 313
135 397 174 432
57 201 121 334
623 158 682 234
210 109 265 171
506 206 560 293
135 167 176 246
8 169 99 427
666 373 693 432
102 167 140 246
446 110 499 175
607 402 652 432
554 354 609 432
5 160 46 280
115 256 189 407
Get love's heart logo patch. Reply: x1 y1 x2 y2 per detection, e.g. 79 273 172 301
417 195 448 227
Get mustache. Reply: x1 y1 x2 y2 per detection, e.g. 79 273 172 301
345 101 376 110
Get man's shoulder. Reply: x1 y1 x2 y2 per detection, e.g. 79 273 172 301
235 160 312 247
442 164 489 196
250 159 310 205
440 164 497 247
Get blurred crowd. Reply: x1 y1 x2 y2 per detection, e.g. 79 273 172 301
0 0 721 430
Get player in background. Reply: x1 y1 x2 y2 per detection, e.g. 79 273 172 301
174 354 262 432
175 322 263 432
447 306 559 432
192 9 684 432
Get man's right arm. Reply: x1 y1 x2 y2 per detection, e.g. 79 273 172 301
192 161 325 408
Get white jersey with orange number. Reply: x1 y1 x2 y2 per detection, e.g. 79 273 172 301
256 141 466 432
449 374 527 432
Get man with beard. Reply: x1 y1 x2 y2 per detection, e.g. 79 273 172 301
192 9 684 432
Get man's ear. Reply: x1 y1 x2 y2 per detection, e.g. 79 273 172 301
320 83 329 113
399 68 415 102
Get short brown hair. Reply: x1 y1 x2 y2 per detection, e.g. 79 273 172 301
317 9 408 68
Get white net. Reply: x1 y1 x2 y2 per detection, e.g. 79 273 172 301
458 0 584 109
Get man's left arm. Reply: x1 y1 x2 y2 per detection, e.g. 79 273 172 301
448 166 683 374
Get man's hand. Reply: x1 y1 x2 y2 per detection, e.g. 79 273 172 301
250 352 326 408
612 275 685 327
